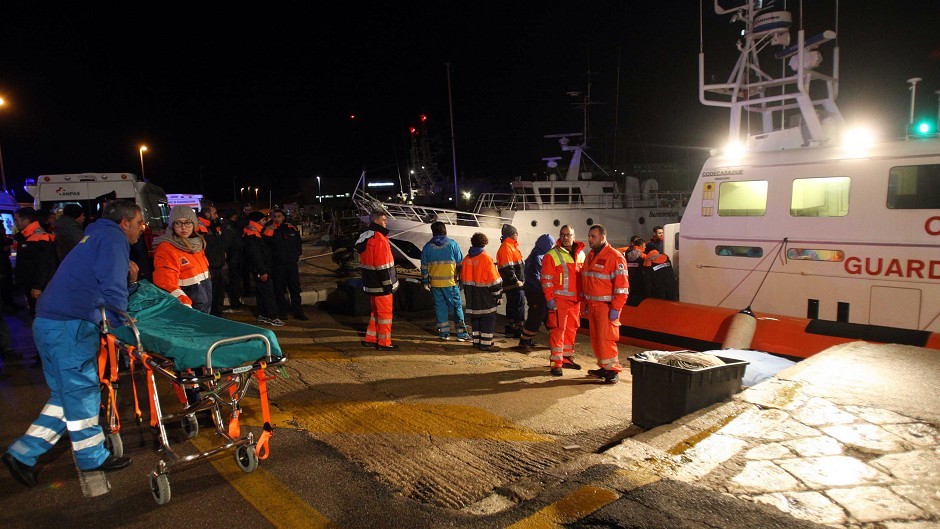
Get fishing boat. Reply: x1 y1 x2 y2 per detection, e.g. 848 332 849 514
352 132 689 271
619 0 940 357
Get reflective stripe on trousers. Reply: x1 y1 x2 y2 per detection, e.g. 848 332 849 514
365 294 394 347
432 285 466 334
587 302 622 371
549 298 581 367
7 318 110 470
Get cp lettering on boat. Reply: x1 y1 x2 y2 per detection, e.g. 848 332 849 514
926 216 940 236
701 169 744 178
844 257 940 280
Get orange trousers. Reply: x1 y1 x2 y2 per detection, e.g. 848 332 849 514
548 299 580 367
587 302 622 371
365 294 394 347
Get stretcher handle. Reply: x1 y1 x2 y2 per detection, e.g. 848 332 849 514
204 334 272 374
99 305 143 352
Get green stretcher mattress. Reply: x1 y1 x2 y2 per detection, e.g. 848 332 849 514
111 280 284 371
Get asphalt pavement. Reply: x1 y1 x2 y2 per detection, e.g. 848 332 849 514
0 239 937 528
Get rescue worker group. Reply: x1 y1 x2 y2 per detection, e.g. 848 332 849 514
358 207 678 385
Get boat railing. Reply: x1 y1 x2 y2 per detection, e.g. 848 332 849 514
353 186 512 228
474 190 690 212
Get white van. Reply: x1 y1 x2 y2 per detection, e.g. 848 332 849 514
25 173 170 233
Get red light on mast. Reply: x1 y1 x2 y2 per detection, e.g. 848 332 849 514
420 115 427 122
409 127 417 135
349 114 356 120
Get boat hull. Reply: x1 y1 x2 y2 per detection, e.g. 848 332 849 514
604 299 940 359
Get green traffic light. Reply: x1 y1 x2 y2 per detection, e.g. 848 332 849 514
917 122 931 134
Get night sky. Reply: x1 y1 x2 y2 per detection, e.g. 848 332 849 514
0 2 937 206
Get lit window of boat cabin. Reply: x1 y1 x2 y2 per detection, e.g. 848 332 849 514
790 177 850 217
887 164 940 209
717 181 768 216
716 245 763 257
785 249 845 262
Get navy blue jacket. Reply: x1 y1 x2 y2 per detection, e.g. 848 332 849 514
36 219 131 325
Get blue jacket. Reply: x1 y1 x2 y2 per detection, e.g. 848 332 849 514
522 234 556 291
420 235 463 288
36 219 131 325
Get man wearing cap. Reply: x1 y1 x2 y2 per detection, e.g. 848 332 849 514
581 224 628 384
355 207 399 350
496 224 525 338
54 204 85 261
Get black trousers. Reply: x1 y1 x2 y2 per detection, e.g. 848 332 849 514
521 285 547 334
209 266 226 316
226 261 244 307
272 263 302 317
254 276 279 319
504 288 526 331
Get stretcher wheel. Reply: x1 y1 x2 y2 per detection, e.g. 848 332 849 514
104 432 124 458
150 473 171 505
235 444 259 473
181 415 199 439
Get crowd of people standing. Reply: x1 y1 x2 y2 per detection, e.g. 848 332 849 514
361 202 678 385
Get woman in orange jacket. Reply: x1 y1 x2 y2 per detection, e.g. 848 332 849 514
153 205 212 313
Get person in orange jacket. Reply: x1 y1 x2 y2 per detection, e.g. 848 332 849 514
461 232 503 351
354 207 399 350
542 225 586 376
580 224 629 384
496 224 525 338
153 205 212 313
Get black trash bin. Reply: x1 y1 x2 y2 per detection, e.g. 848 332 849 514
629 355 748 429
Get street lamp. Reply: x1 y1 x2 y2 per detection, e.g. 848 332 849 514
139 145 148 180
316 176 322 203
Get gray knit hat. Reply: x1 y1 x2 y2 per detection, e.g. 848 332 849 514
169 205 198 225
501 224 518 238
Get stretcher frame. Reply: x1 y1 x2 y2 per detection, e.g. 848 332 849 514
98 307 286 505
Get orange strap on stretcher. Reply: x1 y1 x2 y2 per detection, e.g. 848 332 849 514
254 366 274 459
98 334 121 430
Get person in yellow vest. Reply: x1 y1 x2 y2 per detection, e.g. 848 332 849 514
541 225 586 376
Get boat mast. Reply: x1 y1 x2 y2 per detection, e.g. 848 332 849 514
446 62 459 206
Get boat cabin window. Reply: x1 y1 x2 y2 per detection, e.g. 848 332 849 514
887 164 940 209
786 248 845 262
716 245 763 257
790 177 850 217
717 181 768 216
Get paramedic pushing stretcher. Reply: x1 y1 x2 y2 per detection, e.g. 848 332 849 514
3 200 142 489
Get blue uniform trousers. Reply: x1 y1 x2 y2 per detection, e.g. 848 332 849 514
7 318 110 470
431 285 467 337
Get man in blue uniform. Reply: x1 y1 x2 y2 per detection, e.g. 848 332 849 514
3 200 142 488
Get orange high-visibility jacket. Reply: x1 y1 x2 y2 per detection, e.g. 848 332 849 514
461 249 503 315
581 243 629 310
541 241 586 303
355 223 399 296
496 238 524 290
153 241 211 306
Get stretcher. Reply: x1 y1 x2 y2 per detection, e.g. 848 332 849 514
99 280 286 505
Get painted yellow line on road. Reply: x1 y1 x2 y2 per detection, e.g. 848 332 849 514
507 485 619 528
282 400 552 442
189 435 336 529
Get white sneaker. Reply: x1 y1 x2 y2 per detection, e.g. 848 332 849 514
268 318 285 327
